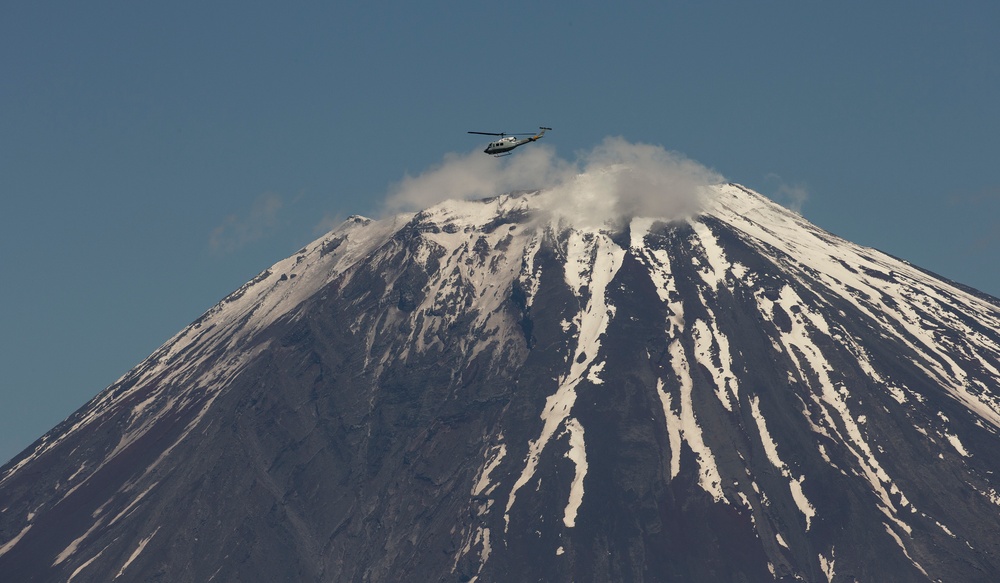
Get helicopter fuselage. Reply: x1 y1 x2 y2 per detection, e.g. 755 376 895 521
471 127 551 157
484 136 531 155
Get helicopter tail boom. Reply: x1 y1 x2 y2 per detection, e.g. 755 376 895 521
531 126 552 141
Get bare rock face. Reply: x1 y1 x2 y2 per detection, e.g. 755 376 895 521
3 184 1000 582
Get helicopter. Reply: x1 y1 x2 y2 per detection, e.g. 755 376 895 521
469 127 551 156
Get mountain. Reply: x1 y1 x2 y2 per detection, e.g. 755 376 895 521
2 181 1000 582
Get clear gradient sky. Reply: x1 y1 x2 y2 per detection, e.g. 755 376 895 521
2 2 999 464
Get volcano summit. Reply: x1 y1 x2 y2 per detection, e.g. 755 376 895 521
2 178 1000 582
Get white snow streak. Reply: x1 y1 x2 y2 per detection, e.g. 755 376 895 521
53 518 105 566
457 439 507 576
115 527 160 579
562 418 588 527
472 443 507 498
756 283 907 529
883 522 929 577
633 222 724 502
505 228 624 531
67 546 108 583
0 525 31 558
819 547 836 583
750 395 815 530
710 184 1000 430
668 337 724 501
689 220 742 413
946 433 971 458
656 380 683 480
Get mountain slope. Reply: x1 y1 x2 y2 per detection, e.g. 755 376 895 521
2 182 1000 582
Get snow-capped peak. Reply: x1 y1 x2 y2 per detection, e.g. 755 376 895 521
4 181 1000 582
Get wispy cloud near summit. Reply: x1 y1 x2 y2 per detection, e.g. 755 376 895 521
383 138 724 225
209 192 285 254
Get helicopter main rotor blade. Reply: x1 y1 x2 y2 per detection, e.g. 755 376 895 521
468 131 536 136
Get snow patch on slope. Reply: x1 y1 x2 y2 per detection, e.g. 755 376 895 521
1 215 399 491
562 418 588 527
710 184 1000 430
504 226 625 531
750 395 816 530
632 219 725 501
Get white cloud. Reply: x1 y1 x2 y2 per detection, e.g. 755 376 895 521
382 137 724 227
209 192 284 254
313 212 345 236
384 145 575 212
540 137 723 227
765 173 809 213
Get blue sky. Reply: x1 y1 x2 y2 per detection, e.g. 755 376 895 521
2 2 998 464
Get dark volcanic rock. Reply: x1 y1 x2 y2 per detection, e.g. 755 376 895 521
3 184 1000 582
